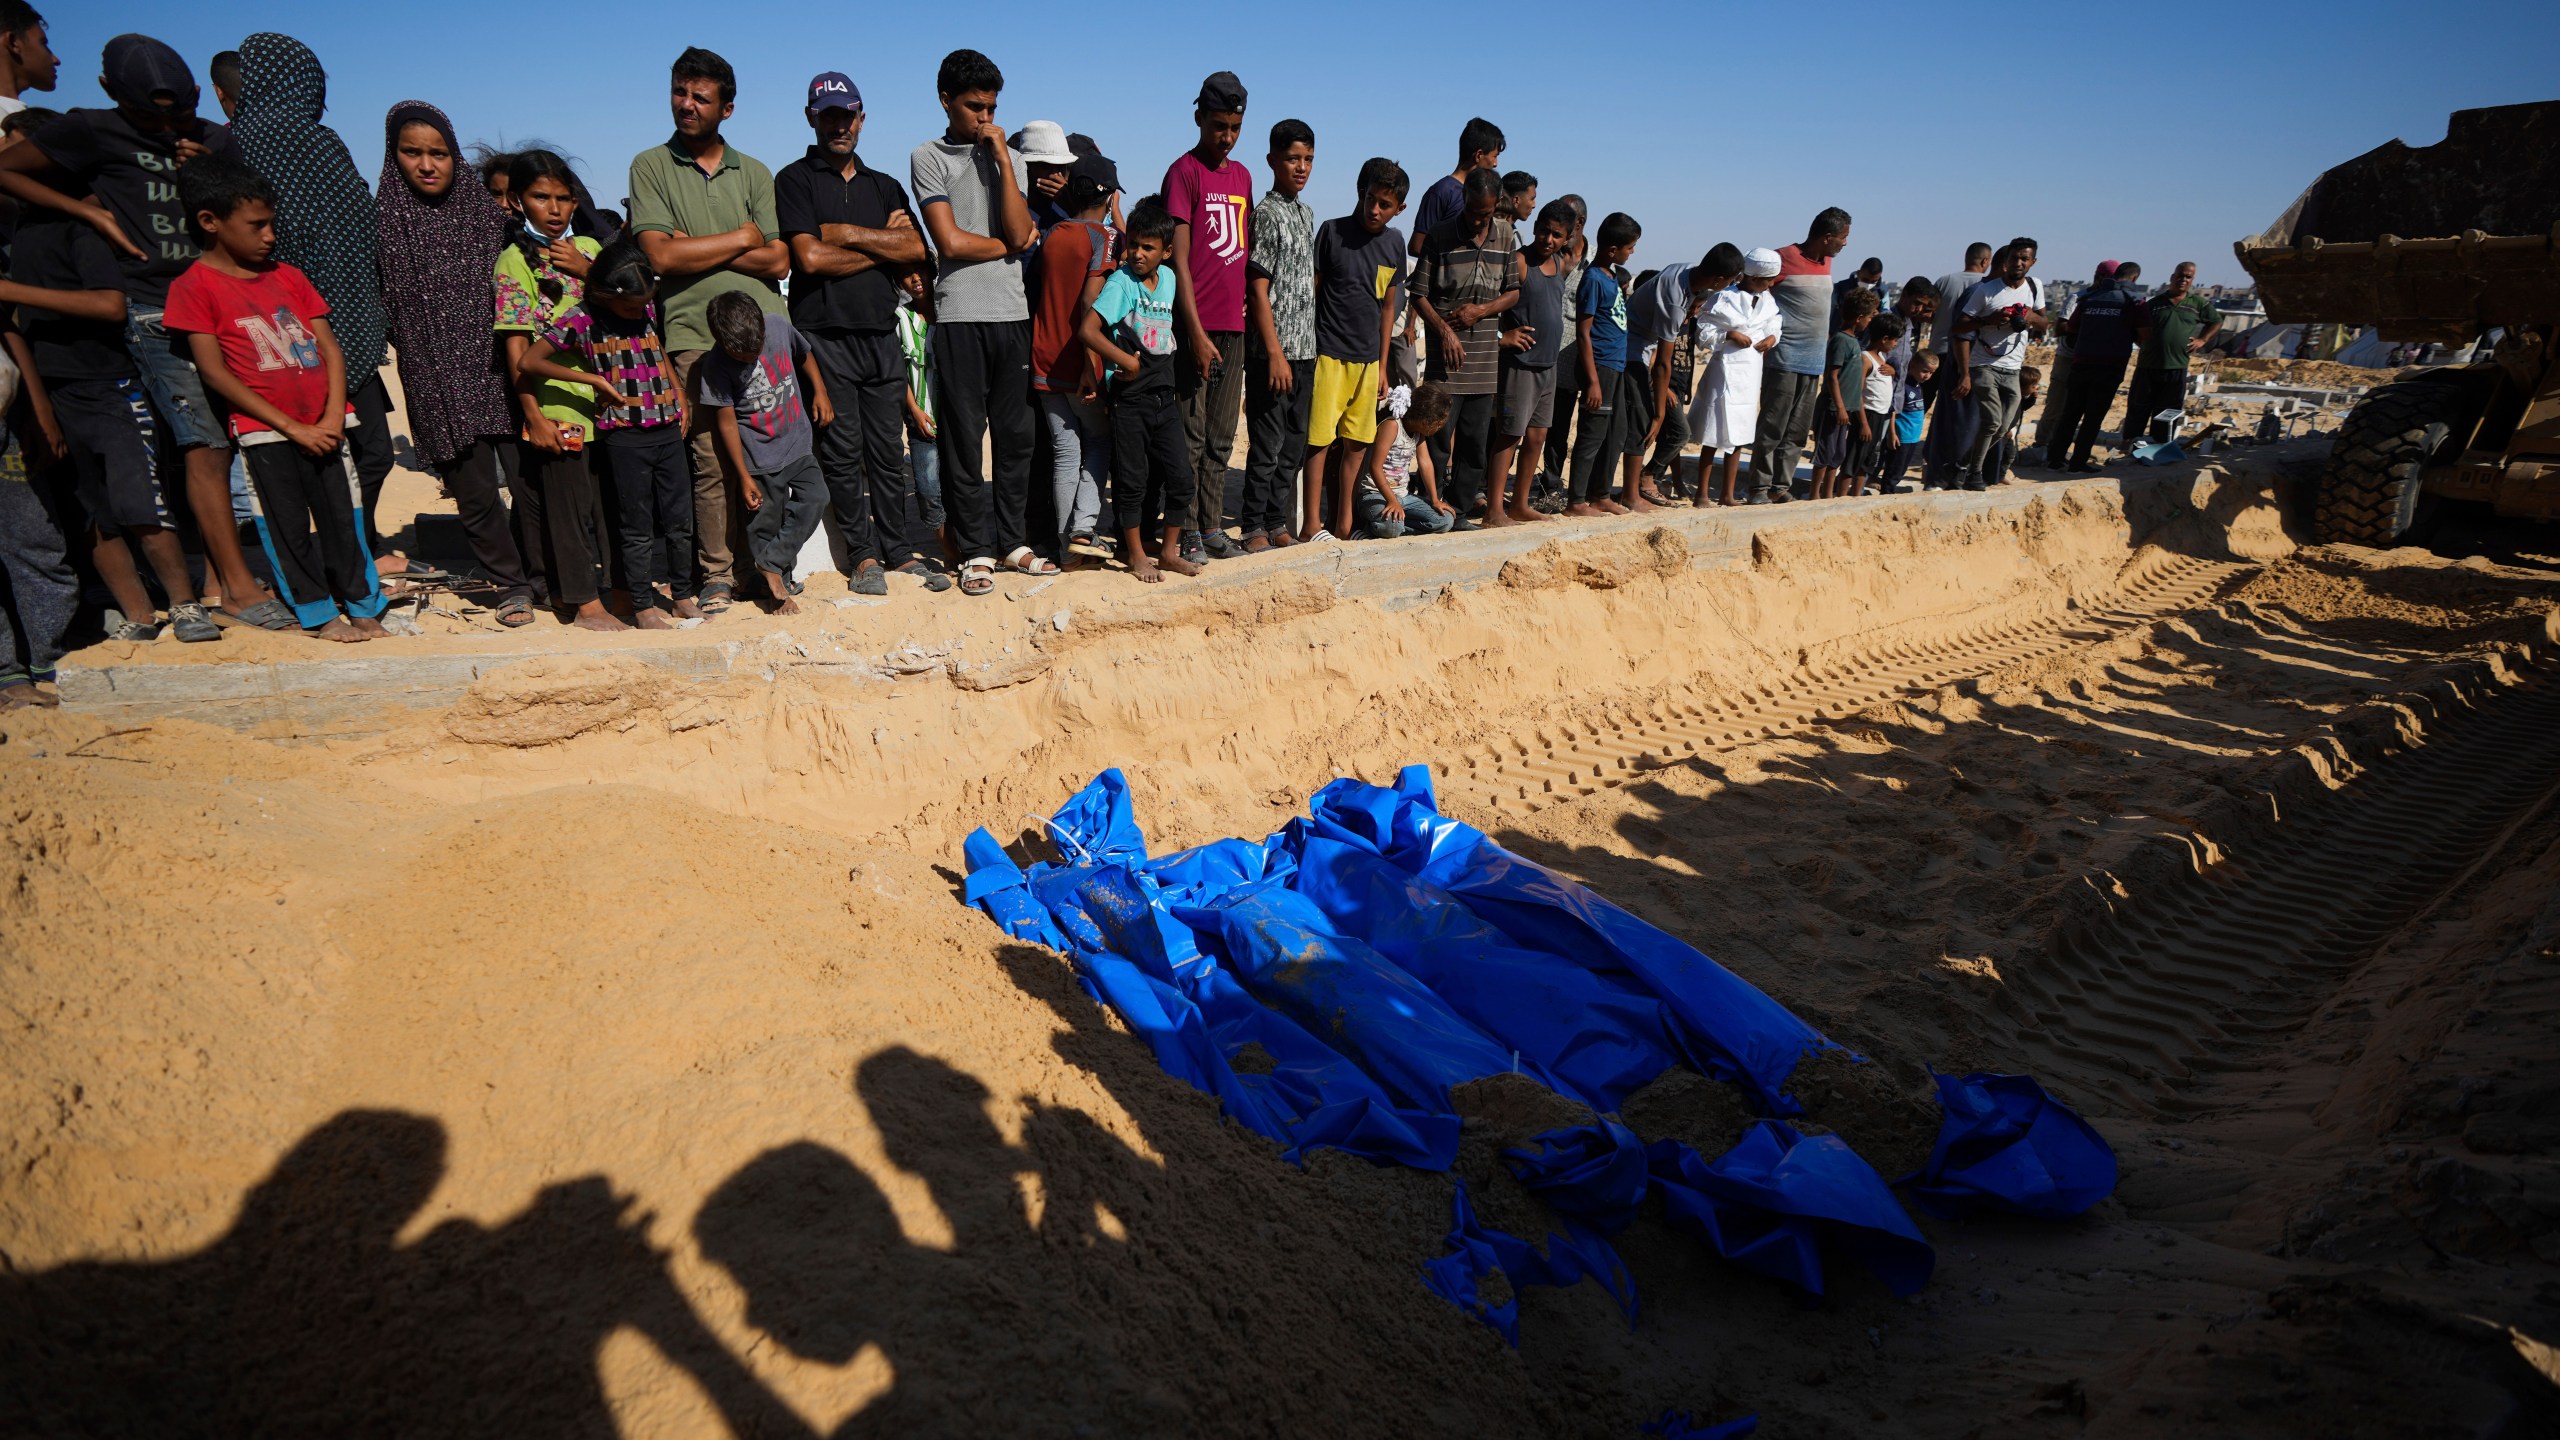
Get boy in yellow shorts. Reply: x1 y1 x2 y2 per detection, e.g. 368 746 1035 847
1302 157 1408 541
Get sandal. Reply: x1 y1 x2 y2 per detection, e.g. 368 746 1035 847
497 595 537 628
959 557 996 597
219 598 300 631
1002 546 1059 576
1304 529 1338 545
698 582 734 614
894 558 954 594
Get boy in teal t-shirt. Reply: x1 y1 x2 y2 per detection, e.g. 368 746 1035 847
1078 198 1198 584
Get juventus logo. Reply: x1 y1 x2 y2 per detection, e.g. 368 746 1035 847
1200 194 1246 263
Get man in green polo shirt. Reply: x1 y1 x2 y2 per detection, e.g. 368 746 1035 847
629 46 787 611
2125 260 2221 447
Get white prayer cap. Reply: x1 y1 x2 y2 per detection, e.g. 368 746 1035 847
1743 248 1782 278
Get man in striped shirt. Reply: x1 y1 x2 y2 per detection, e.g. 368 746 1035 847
1408 167 1521 524
1747 206 1851 503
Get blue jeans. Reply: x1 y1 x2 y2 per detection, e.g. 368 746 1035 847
1038 391 1108 547
123 309 230 451
1354 484 1456 539
909 433 943 530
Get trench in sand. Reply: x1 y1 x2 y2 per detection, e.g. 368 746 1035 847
8 449 2560 1436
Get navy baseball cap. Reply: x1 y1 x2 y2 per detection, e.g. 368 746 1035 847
805 71 861 116
103 33 195 112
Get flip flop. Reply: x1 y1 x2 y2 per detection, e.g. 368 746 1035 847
218 599 299 631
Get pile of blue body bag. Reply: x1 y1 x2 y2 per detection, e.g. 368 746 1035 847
962 765 2116 1351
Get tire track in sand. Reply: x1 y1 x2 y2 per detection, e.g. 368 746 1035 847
1445 552 2252 817
2013 661 2560 1114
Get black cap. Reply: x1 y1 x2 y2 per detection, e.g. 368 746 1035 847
103 33 196 112
1072 152 1120 196
1066 131 1101 161
1195 71 1246 114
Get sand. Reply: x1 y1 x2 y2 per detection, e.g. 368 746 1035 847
8 454 2560 1435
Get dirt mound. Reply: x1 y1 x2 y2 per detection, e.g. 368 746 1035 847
1450 1072 1598 1143
1784 1049 1942 1182
444 655 673 746
1616 1068 1755 1159
2201 356 2409 391
1499 527 1688 591
2234 549 2559 643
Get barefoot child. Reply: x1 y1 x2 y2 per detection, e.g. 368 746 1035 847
1353 381 1456 538
1692 245 1781 507
1486 201 1574 527
518 239 695 628
494 149 624 631
700 290 837 613
1565 213 1638 517
1078 196 1199 583
1302 157 1409 542
164 158 387 642
1809 287 1879 499
1847 314 1905 497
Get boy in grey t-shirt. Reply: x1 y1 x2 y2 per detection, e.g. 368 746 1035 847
909 48 1043 593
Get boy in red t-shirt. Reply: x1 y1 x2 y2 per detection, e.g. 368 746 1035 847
164 159 387 641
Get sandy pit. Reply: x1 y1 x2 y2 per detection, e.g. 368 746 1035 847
7 456 2560 1436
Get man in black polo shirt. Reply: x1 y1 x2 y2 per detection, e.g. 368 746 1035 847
773 70 939 590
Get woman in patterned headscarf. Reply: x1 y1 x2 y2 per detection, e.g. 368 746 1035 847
227 33 416 571
376 99 534 622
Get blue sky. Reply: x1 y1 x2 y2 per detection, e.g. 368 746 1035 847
56 0 2560 288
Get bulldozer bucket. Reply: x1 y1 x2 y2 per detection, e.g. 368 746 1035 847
2236 102 2560 342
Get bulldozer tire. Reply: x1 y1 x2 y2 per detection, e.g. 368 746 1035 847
2313 382 2468 546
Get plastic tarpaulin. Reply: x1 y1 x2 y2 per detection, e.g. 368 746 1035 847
1313 770 1830 1114
964 834 1458 1170
1500 1120 1655 1234
1288 829 1684 1112
1419 1181 1639 1347
1904 1072 2119 1221
1646 1124 1934 1297
1175 884 1532 1111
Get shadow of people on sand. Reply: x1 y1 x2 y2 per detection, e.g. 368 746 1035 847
0 1109 801 1438
693 1043 1179 1438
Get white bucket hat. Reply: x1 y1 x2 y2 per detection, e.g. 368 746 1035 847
1011 120 1076 165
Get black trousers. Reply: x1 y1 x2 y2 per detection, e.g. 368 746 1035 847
2123 366 2189 446
2047 356 2129 465
930 320 1035 563
1568 367 1627 503
1242 348 1312 538
432 437 530 600
526 444 606 607
601 426 693 610
807 328 911 570
1109 385 1195 534
243 439 373 618
1426 391 1497 516
348 372 397 553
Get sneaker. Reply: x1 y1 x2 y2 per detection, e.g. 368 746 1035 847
852 561 889 597
1179 535 1208 566
894 558 954 593
167 601 222 643
1200 529 1241 559
112 619 161 642
1960 478 1987 492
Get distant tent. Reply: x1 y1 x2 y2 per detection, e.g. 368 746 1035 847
2233 322 2300 358
2335 327 2399 368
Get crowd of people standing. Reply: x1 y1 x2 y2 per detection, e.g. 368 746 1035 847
0 13 2228 702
